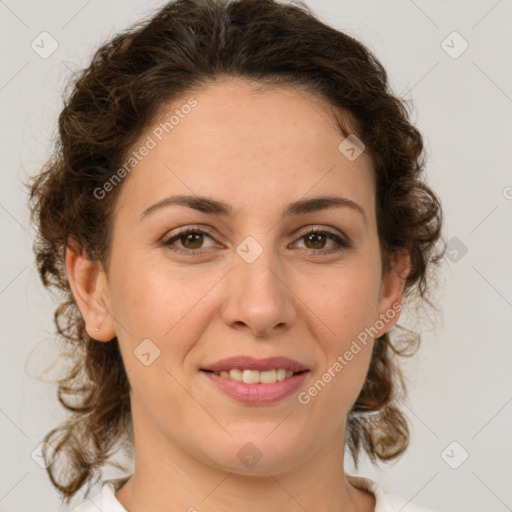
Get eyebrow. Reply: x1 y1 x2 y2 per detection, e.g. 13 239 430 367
140 194 367 224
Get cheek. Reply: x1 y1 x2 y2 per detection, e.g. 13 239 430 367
298 282 377 419
294 259 381 403
106 262 210 410
107 254 224 372
109 252 200 333
320 283 377 388
300 260 382 339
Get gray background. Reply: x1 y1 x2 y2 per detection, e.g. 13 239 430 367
1 1 511 511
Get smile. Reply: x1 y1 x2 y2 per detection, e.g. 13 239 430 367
201 369 309 404
211 368 298 384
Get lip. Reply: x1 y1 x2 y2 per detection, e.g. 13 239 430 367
201 356 309 373
201 370 309 405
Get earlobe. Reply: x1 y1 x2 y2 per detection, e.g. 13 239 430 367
375 248 410 337
65 240 116 342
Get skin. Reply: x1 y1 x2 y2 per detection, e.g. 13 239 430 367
67 77 409 512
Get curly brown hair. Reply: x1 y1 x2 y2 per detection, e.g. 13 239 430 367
28 0 444 502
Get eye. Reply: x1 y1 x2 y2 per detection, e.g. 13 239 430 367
291 228 349 255
162 226 350 257
162 227 217 255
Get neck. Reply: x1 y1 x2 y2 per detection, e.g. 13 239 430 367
115 407 375 512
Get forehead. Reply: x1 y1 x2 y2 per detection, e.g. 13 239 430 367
115 77 375 221
155 77 353 161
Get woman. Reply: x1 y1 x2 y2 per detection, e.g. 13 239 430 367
29 0 444 510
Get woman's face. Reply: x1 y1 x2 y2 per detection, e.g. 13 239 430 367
90 78 407 474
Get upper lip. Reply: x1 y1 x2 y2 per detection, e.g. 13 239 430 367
201 356 309 373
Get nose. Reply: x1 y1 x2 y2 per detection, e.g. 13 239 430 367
221 241 297 338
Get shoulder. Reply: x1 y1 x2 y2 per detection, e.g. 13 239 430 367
70 478 128 512
347 474 439 512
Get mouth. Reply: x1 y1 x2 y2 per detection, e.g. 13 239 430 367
201 355 309 374
200 356 310 405
201 368 307 384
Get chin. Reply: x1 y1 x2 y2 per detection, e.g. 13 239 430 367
197 428 308 476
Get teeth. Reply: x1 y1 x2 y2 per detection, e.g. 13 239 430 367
213 368 299 384
229 369 243 381
277 368 287 381
243 369 260 384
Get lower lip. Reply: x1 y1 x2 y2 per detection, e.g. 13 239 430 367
201 370 309 405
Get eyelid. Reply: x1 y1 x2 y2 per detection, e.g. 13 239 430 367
163 224 347 241
162 224 350 256
294 224 346 240
161 225 218 245
290 226 350 252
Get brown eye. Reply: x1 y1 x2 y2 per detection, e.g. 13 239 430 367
163 228 216 255
163 227 349 257
303 232 328 250
178 232 204 249
294 229 349 255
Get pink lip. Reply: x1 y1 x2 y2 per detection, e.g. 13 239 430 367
201 356 309 373
202 370 309 405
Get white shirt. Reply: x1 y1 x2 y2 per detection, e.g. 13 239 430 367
71 474 437 512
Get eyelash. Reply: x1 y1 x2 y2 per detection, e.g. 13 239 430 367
161 226 350 257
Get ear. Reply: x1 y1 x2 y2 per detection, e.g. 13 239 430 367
374 248 410 337
65 239 116 342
